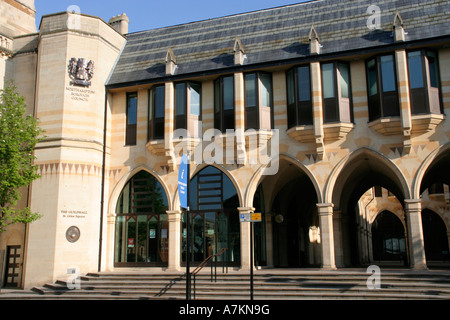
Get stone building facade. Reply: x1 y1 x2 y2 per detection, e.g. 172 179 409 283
0 0 449 289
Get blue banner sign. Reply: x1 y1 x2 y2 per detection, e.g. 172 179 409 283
178 154 189 209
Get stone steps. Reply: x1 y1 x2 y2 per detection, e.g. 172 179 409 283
2 269 450 300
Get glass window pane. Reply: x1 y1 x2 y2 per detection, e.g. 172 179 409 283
339 63 350 99
367 59 378 96
137 215 147 262
127 94 137 125
223 76 234 110
380 55 396 92
298 66 311 102
190 83 201 116
114 216 125 263
214 79 220 113
287 69 295 105
408 51 424 89
245 73 257 108
322 63 335 99
154 86 165 119
260 73 272 108
148 90 153 122
126 217 136 262
175 83 186 116
427 51 439 88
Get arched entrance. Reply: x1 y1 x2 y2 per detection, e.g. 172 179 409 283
416 146 450 266
114 170 169 267
372 211 407 263
181 166 240 266
272 177 319 267
252 157 320 268
329 148 409 267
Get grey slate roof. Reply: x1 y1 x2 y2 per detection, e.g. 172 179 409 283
107 0 450 87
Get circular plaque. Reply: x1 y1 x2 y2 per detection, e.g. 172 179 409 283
275 214 284 224
66 226 81 243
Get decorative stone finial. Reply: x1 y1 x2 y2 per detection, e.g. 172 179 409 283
165 48 178 75
234 38 246 65
309 25 321 55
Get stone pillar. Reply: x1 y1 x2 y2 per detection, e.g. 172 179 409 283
234 72 246 164
165 82 176 170
317 203 336 270
404 200 427 269
238 207 255 270
167 210 182 271
310 62 325 160
105 214 116 271
395 49 412 153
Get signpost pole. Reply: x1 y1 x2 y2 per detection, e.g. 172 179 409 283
186 152 191 300
179 153 191 300
250 220 254 301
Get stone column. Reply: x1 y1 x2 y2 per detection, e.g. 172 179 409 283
105 214 116 271
310 62 325 160
167 210 182 271
317 203 336 270
234 72 246 164
165 82 176 170
238 207 255 270
395 49 412 153
404 200 427 269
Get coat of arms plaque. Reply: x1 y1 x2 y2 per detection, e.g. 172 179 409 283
68 58 94 87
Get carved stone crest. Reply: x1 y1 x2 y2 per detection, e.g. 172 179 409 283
68 58 94 87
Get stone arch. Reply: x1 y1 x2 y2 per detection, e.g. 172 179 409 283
244 153 323 209
325 147 410 267
325 147 410 206
371 210 407 263
413 142 450 199
172 163 244 210
369 208 406 232
108 166 172 215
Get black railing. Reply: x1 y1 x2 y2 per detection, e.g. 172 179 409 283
191 248 229 300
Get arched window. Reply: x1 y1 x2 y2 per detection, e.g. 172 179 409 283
182 166 240 265
115 171 169 266
372 211 406 262
422 209 449 261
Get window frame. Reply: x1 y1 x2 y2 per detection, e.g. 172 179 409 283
148 84 165 141
406 49 442 115
174 81 202 133
214 75 235 133
366 54 400 122
244 71 274 130
321 61 353 124
286 65 313 129
125 92 138 146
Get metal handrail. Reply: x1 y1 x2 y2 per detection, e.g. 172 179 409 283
192 248 228 299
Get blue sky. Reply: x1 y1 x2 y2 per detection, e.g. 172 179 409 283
35 0 311 33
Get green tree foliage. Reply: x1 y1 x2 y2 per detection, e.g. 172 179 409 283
0 81 44 232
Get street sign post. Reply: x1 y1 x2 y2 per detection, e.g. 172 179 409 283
241 212 262 300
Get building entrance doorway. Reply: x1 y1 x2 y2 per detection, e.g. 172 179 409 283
114 171 169 267
182 166 240 266
272 176 319 268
